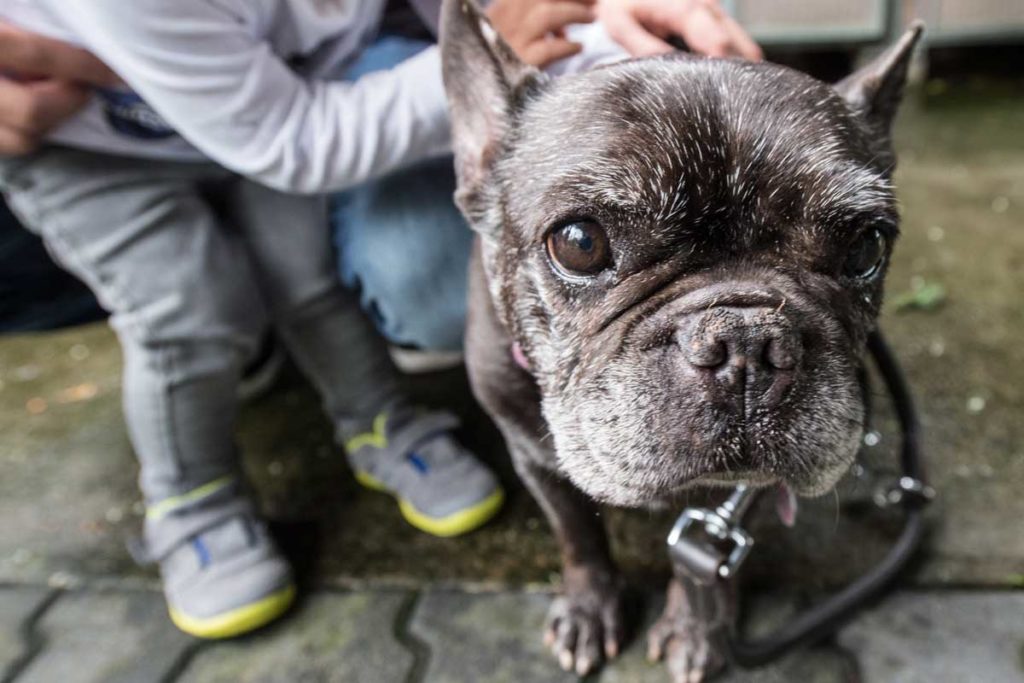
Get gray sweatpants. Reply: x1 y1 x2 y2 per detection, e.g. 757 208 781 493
0 147 400 503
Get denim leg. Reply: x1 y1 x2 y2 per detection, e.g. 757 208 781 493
330 36 473 351
0 196 106 332
333 156 472 351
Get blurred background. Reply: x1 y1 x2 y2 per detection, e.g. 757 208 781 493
0 2 1021 682
729 0 1023 47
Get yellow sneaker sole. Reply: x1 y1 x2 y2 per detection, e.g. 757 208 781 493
354 470 504 537
168 583 296 639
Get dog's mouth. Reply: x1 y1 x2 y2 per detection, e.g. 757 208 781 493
692 475 800 527
552 313 865 512
626 472 802 525
577 443 848 518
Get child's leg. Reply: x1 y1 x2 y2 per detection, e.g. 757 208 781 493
0 196 106 332
1 150 262 502
230 180 503 537
0 148 293 636
225 183 400 437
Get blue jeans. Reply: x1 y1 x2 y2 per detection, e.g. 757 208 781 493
332 37 473 352
0 198 106 333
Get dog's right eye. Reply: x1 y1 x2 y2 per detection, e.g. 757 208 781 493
844 227 888 280
546 221 611 278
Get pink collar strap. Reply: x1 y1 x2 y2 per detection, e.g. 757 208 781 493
511 342 530 371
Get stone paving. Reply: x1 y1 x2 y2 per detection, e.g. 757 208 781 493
2 585 1022 682
1 81 1022 682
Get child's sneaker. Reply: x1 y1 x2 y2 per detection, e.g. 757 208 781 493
387 345 464 374
345 409 504 537
133 477 296 639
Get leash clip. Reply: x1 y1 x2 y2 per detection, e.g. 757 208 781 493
667 485 760 582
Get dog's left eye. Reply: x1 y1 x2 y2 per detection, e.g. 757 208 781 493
546 220 611 278
844 227 887 279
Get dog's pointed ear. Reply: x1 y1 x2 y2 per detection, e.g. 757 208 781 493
835 22 923 143
440 0 544 228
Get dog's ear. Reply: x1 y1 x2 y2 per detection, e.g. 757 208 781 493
440 0 544 230
835 22 923 149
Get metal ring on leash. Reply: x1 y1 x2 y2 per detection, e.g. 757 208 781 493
666 330 935 667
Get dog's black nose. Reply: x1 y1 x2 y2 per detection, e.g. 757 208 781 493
679 307 802 405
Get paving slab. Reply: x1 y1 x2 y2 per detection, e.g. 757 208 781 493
0 82 1021 590
0 587 53 682
0 324 144 586
601 647 853 683
15 588 194 683
839 590 1024 683
409 590 579 683
410 589 858 683
600 592 856 683
176 590 415 683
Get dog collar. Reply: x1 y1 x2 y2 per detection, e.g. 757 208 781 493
511 342 530 371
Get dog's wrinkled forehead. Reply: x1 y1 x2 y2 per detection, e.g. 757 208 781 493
440 0 921 246
504 57 893 244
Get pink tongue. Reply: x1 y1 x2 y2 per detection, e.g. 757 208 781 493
775 484 798 527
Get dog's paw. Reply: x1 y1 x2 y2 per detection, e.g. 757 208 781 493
646 580 728 683
646 616 725 683
543 577 625 676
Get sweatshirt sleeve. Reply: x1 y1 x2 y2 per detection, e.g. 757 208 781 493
45 0 452 194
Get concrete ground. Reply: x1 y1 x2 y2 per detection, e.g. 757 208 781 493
1 82 1022 682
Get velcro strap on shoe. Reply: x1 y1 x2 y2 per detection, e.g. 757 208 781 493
136 497 256 564
388 410 460 458
146 475 236 522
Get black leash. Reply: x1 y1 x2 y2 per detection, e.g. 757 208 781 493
666 330 935 667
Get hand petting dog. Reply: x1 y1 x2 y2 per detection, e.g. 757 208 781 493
487 0 598 66
488 0 761 68
599 0 762 59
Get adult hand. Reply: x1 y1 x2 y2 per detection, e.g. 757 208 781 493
0 22 117 154
598 0 762 60
488 0 598 67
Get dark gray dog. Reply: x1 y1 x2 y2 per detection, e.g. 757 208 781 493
440 1 921 679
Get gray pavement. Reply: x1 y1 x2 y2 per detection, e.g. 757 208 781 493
1 586 1022 683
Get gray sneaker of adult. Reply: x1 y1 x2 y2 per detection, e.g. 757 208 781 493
134 478 296 639
345 409 504 537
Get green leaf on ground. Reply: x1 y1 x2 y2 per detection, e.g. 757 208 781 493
891 281 947 313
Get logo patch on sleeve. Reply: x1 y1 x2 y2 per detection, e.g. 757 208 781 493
98 88 178 140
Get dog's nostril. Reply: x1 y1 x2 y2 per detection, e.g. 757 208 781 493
688 338 727 368
679 307 802 378
763 336 799 370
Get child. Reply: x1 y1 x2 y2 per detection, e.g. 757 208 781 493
0 0 619 638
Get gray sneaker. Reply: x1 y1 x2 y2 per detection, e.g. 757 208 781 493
344 409 504 537
132 477 295 639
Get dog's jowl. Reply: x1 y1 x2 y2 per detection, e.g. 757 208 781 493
440 1 921 679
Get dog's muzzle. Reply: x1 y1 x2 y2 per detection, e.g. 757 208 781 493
665 331 934 668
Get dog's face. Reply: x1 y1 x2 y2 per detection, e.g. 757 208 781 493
442 1 921 507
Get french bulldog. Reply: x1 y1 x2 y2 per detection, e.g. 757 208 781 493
439 0 921 679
